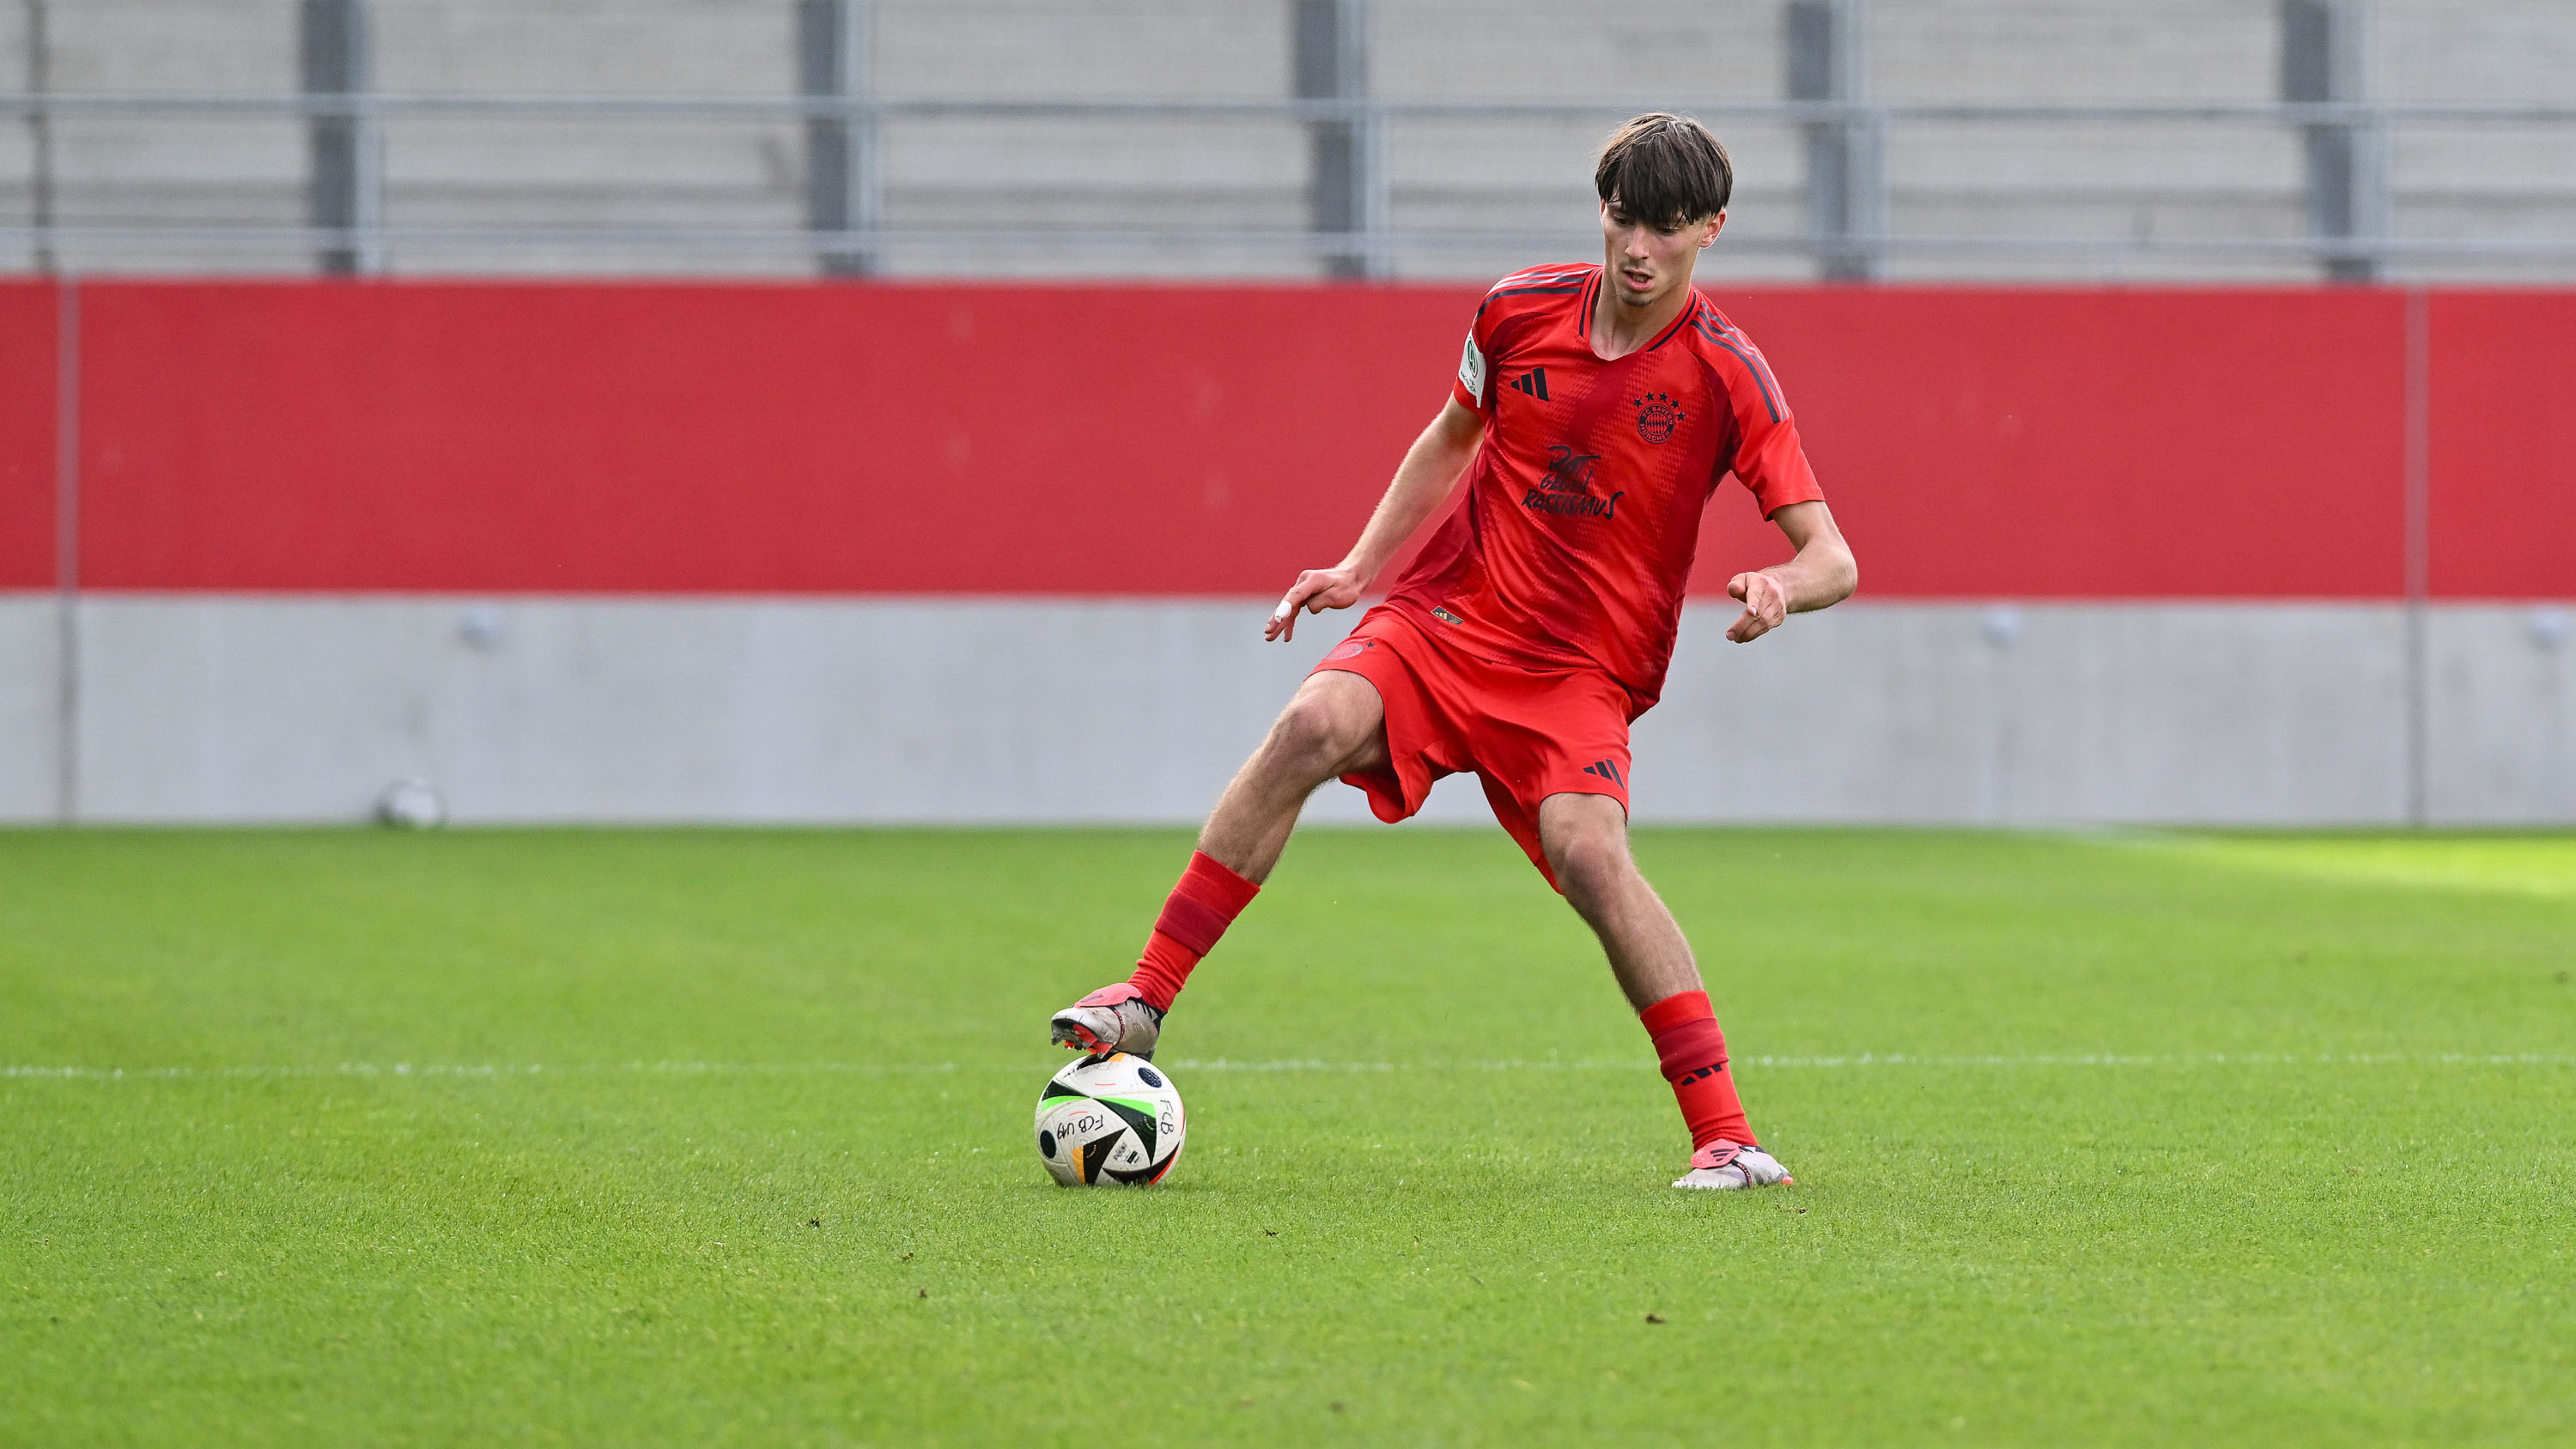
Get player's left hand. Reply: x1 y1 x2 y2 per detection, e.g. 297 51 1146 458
1724 571 1789 643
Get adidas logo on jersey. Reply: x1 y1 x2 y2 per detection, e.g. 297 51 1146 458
1509 367 1551 401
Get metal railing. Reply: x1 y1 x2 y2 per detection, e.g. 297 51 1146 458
6 91 2576 276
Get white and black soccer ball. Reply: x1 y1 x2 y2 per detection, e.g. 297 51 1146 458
1035 1052 1185 1186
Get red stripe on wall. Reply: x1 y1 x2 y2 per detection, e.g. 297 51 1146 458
2428 293 2576 599
1692 289 2409 597
28 279 2576 598
0 282 56 589
76 282 1460 594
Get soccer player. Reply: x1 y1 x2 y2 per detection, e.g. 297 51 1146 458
1051 113 1857 1191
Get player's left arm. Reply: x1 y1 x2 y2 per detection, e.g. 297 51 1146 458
1724 500 1856 644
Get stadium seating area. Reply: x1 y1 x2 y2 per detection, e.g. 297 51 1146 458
3 0 2573 279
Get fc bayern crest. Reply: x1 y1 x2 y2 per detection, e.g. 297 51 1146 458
1633 391 1685 444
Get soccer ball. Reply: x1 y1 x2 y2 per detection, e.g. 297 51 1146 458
1035 1052 1185 1186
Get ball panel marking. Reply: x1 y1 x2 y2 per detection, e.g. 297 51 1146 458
1033 1052 1184 1187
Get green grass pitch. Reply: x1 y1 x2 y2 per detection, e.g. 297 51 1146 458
3 826 2573 1446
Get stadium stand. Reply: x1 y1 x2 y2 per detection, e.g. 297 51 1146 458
3 0 2573 280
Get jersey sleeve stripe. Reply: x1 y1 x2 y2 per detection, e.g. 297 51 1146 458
1475 281 1584 323
1705 336 1784 422
1692 306 1790 416
1477 264 1593 322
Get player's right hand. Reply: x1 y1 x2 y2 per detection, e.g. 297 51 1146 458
1266 566 1364 641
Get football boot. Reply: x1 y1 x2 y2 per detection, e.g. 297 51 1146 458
1671 1140 1795 1191
1048 982 1164 1059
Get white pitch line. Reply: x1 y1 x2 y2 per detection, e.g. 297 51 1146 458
4 1052 2573 1082
1173 1052 2576 1070
0 1061 951 1082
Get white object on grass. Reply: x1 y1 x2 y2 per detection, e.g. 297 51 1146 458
376 779 447 828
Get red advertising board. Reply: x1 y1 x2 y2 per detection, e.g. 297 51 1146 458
0 282 55 589
0 279 2559 598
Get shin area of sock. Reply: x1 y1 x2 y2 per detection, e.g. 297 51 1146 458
1125 851 1261 1013
1127 931 1194 1013
1640 989 1757 1149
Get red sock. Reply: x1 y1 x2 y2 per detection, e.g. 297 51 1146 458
1640 990 1755 1149
1125 851 1261 1012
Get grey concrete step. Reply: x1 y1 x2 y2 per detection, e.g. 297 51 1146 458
3 0 2572 279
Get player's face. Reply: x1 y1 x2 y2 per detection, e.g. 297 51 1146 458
1600 203 1725 310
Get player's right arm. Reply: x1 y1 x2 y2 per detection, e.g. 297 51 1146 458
1266 397 1483 642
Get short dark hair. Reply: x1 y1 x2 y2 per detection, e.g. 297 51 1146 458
1595 112 1734 226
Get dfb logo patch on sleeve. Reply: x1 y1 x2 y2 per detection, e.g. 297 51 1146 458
1458 331 1488 403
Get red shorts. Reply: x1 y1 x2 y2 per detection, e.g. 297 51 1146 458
1309 603 1635 891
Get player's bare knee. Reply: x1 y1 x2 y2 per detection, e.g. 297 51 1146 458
1552 832 1630 908
1261 674 1383 779
1265 694 1365 782
1264 696 1336 760
1540 796 1637 910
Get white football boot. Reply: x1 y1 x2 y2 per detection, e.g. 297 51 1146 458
1672 1140 1795 1191
1048 983 1164 1059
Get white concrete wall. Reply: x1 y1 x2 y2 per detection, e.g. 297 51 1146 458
0 595 64 819
3 593 2568 826
2427 604 2576 822
1637 602 2422 825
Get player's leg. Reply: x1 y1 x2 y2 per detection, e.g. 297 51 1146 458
1050 670 1388 1057
1536 791 1698 1009
1535 792 1792 1190
1196 668 1389 886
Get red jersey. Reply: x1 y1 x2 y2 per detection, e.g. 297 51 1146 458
1382 264 1825 711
